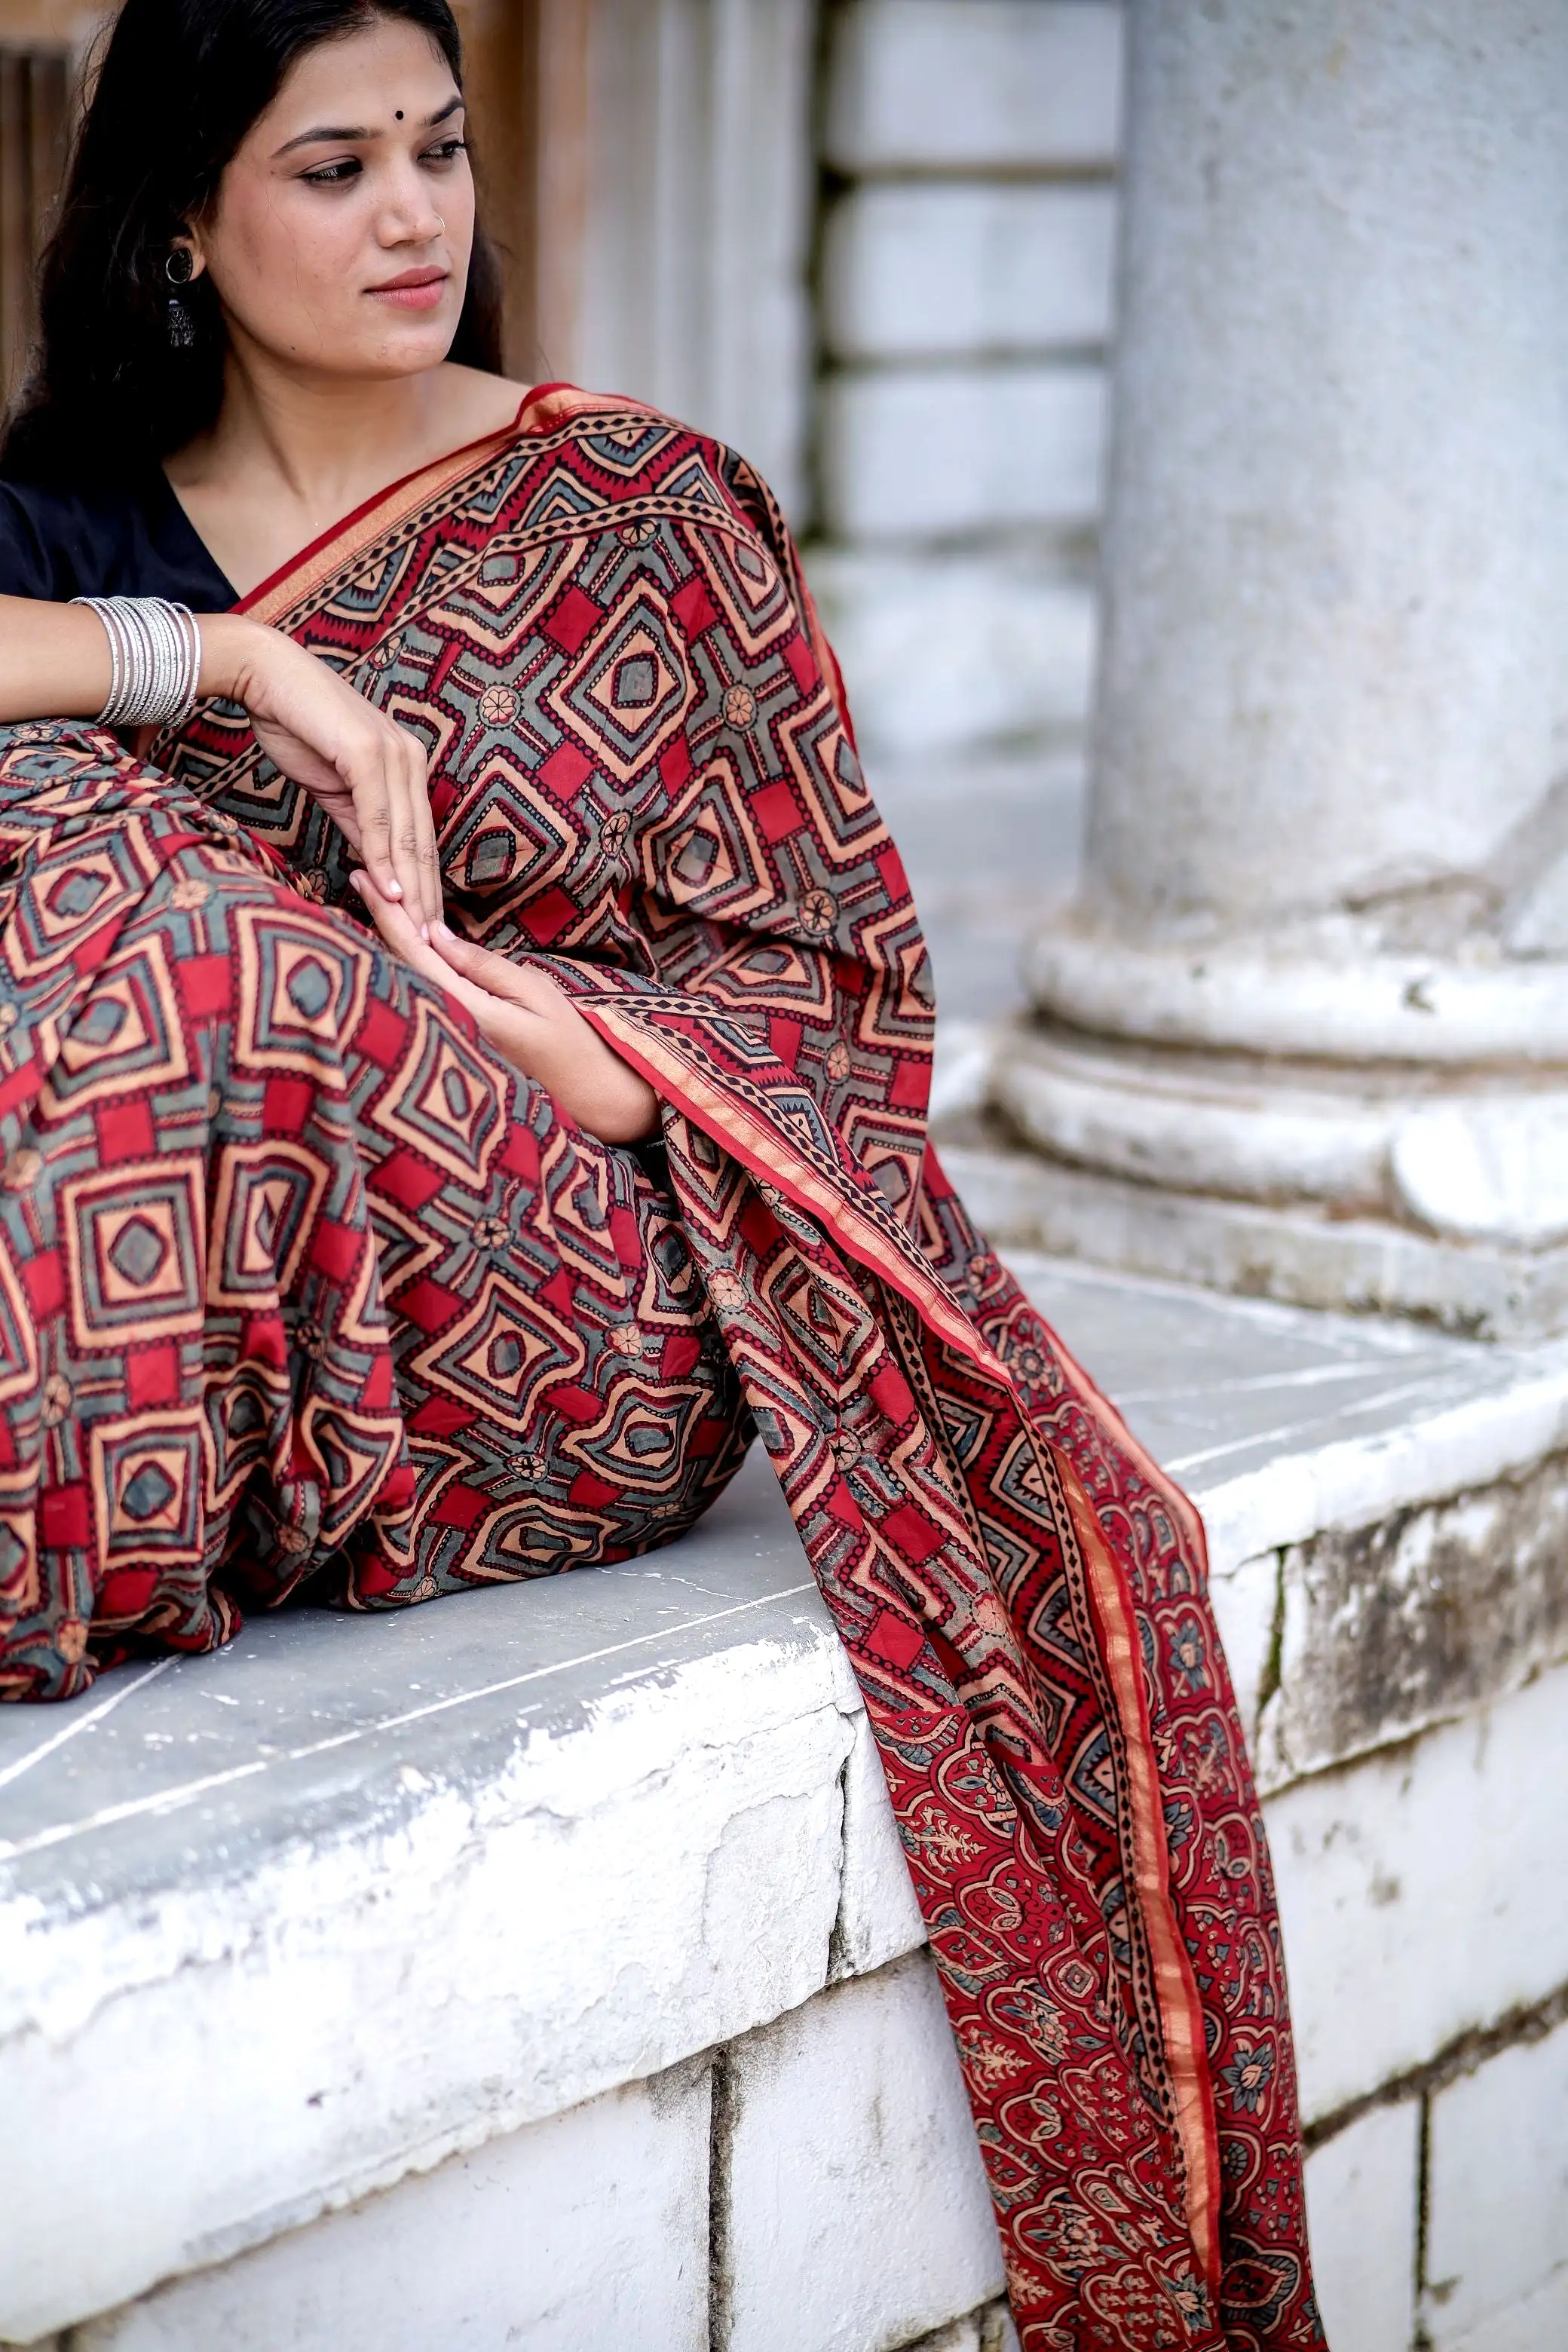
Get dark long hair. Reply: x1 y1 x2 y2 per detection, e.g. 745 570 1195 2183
0 0 504 483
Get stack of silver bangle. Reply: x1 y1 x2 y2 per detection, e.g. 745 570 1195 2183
71 595 202 730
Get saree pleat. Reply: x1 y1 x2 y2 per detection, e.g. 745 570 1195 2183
0 387 1323 2350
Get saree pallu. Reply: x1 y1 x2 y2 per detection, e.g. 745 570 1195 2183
0 389 1323 2351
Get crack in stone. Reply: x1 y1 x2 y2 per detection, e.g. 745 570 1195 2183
826 1752 853 1983
707 2047 737 2352
1304 1973 1568 2153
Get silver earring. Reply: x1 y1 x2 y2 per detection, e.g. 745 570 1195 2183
165 247 197 351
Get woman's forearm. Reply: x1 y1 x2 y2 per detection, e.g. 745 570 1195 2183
0 599 268 722
0 602 443 927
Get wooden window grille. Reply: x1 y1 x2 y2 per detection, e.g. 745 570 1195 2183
0 44 69 407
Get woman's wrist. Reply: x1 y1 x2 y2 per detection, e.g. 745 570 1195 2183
196 611 278 704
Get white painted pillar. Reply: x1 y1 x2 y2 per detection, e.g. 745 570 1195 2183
991 0 1568 1337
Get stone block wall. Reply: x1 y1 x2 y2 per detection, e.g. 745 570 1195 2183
1237 1514 1568 2348
1285 1670 1568 2346
49 1955 1019 2352
807 0 1122 1021
561 0 1122 1025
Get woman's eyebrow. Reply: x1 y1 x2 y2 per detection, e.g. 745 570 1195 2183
274 123 370 156
273 96 463 158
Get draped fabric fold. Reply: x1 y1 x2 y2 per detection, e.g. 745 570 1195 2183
0 388 1322 2350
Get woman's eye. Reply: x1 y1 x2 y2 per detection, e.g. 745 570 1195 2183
421 139 467 166
301 158 362 186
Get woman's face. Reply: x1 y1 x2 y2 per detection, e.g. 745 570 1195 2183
187 14 474 384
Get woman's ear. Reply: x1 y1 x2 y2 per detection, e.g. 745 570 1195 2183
168 231 207 284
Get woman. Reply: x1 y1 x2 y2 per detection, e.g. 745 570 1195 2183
0 4 1323 2344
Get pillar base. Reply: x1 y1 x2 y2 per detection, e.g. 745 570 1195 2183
979 925 1568 1337
942 1132 1568 1343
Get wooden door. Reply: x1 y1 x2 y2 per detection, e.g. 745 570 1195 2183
0 2 96 407
452 0 593 384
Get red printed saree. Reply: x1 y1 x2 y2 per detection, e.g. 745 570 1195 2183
0 388 1322 2350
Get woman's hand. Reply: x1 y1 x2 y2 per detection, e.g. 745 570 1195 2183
348 874 660 1145
200 614 442 936
0 599 439 931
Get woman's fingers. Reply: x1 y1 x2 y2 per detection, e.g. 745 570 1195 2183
349 880 657 1144
350 721 430 933
354 877 550 1079
235 629 443 933
351 869 462 994
328 715 443 937
348 750 398 904
405 731 444 934
370 731 428 935
429 923 560 1011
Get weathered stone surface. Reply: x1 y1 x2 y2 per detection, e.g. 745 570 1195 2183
831 1689 927 1983
1303 2101 1419 2352
1009 1251 1568 1568
998 1026 1402 1213
1010 1249 1568 1764
825 0 1123 173
1431 2265 1568 2352
897 2304 1020 2352
1260 1455 1568 1783
7 1256 1567 2341
1425 2015 1568 2348
725 1955 1004 2352
1269 1663 1568 2122
72 2069 712 2352
1085 0 1568 940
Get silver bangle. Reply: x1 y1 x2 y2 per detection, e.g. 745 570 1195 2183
72 596 201 730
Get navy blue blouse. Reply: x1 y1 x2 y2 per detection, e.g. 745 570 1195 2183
0 470 237 609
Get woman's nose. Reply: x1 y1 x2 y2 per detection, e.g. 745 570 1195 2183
375 165 445 246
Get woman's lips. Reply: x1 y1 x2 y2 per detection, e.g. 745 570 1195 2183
369 269 448 311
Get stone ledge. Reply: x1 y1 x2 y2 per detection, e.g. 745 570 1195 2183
0 1453 922 2341
1258 1452 1568 1785
6 1252 1568 2338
